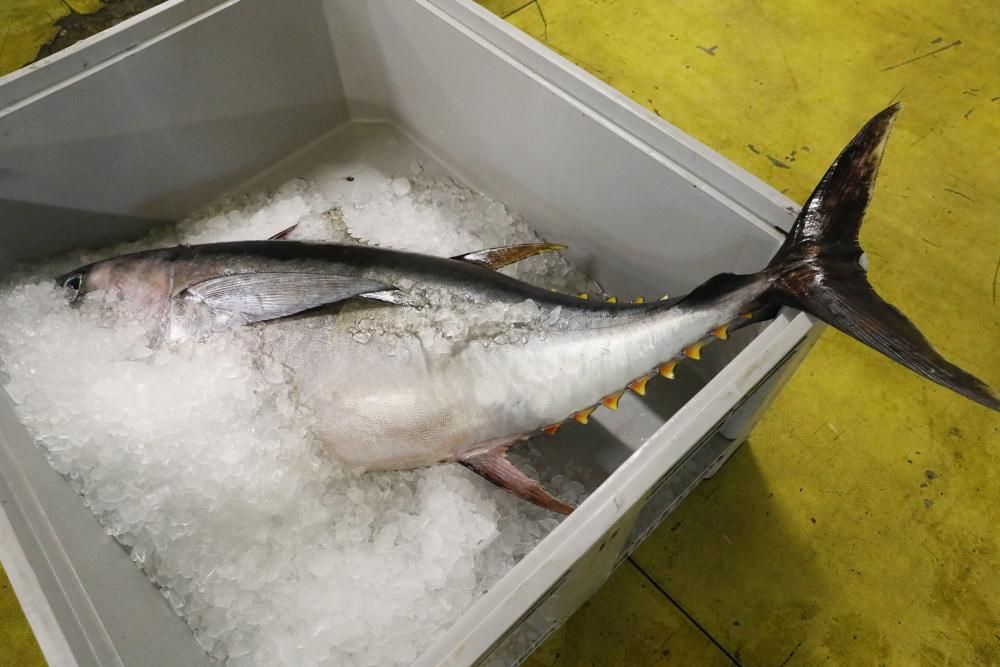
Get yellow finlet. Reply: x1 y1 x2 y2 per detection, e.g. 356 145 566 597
659 294 670 301
573 406 597 424
658 360 678 379
578 292 590 300
542 422 564 436
628 375 650 396
632 296 645 304
606 296 618 303
711 325 729 340
739 311 754 319
683 342 704 360
601 391 625 410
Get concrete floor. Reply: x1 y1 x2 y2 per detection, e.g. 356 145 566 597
1 1 998 665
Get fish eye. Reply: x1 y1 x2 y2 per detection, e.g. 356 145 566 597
62 272 84 302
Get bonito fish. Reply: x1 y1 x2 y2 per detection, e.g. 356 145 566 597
56 105 999 513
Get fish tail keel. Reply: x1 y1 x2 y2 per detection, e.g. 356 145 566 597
764 103 999 411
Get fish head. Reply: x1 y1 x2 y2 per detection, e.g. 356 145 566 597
55 250 177 330
58 250 173 302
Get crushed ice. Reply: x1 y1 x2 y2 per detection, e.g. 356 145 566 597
0 131 601 666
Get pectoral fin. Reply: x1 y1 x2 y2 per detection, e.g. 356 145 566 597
452 243 567 270
459 444 574 515
179 272 394 324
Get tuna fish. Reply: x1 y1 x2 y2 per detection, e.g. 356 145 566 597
56 105 999 514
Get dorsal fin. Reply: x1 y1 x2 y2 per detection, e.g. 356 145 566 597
268 224 298 240
451 243 567 270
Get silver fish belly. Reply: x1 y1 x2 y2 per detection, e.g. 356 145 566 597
264 281 757 471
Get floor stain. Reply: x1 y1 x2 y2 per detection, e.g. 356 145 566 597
766 154 792 169
880 39 962 72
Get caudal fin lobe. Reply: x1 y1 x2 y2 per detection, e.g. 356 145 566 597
766 103 1000 411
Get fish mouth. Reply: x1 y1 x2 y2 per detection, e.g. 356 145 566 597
55 267 88 304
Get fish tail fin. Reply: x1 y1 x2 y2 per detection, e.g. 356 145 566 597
765 103 1000 411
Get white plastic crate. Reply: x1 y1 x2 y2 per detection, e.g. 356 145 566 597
0 1 820 665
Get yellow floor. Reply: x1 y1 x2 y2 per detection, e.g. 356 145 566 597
2 1 999 666
0 0 104 75
489 0 1000 665
0 563 45 666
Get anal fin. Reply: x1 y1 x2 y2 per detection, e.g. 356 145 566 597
452 243 567 270
459 445 574 515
